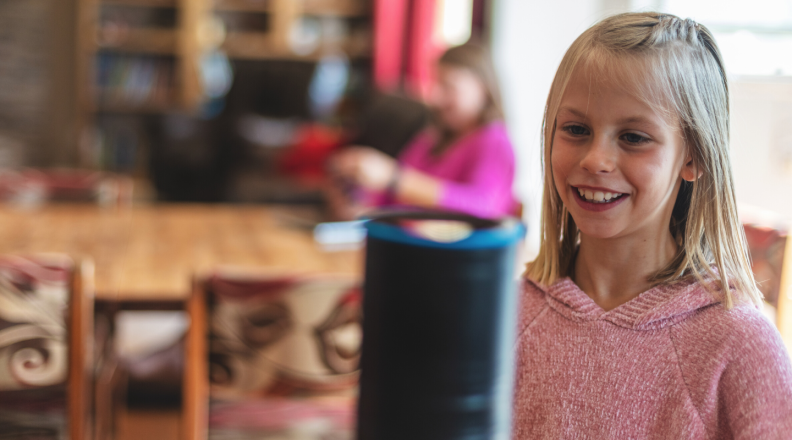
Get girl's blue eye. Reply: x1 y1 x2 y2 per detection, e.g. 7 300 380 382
622 133 648 144
564 125 588 136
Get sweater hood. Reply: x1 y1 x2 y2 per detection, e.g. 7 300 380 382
534 277 723 331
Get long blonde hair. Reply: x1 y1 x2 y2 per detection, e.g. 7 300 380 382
526 12 761 308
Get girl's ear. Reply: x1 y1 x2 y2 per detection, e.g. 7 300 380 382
680 155 702 182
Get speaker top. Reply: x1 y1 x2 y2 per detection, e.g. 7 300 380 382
363 210 525 250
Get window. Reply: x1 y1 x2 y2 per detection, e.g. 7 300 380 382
435 0 473 46
637 0 792 77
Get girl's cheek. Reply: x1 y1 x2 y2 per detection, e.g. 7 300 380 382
550 158 568 200
550 142 570 176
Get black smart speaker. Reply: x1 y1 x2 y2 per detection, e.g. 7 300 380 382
357 211 525 440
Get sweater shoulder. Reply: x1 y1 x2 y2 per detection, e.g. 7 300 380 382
671 303 791 398
714 303 791 371
671 302 792 437
671 301 781 352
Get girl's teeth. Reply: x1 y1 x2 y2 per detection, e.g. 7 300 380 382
576 187 622 203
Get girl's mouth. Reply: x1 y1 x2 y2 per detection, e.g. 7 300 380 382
571 186 628 212
576 187 625 203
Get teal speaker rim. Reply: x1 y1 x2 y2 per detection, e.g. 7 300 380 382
363 211 526 250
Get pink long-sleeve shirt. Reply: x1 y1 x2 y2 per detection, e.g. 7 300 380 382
395 122 517 218
513 276 792 439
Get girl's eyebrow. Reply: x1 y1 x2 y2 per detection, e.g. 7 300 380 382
618 115 655 125
557 107 588 119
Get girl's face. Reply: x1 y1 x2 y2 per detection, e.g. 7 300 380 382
429 64 488 133
551 64 698 242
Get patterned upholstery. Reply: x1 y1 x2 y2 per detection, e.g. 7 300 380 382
743 223 788 320
204 271 361 437
0 168 133 207
0 255 72 438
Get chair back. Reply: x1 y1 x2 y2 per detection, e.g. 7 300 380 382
0 169 133 207
744 223 788 314
183 270 361 439
0 255 93 439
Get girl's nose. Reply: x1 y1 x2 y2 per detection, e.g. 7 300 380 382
580 136 616 174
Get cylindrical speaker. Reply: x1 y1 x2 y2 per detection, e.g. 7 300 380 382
357 211 525 440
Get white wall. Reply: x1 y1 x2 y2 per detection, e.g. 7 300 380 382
730 80 792 221
490 0 630 258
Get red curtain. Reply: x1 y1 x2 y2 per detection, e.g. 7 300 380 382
373 0 443 100
372 0 410 92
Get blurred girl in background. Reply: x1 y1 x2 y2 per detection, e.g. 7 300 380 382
328 43 517 220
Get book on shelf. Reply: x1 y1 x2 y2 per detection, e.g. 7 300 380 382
93 116 146 172
96 54 173 109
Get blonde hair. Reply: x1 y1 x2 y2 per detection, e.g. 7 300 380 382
526 12 761 308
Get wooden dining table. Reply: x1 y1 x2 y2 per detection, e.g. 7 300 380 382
0 203 361 301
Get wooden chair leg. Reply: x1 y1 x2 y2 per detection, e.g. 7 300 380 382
69 259 95 440
182 279 208 440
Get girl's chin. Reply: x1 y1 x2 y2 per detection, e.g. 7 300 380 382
577 228 623 240
570 218 625 240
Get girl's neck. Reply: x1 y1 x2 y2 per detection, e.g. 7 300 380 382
431 121 483 156
573 230 678 311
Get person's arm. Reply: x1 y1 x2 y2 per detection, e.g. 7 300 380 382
415 133 515 218
715 312 792 439
329 146 442 206
330 131 515 217
390 166 441 208
330 147 443 208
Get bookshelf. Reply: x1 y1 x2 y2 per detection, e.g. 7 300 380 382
75 0 372 189
97 28 178 55
77 0 211 112
215 0 271 13
75 0 212 172
217 0 372 61
77 0 372 115
102 0 176 6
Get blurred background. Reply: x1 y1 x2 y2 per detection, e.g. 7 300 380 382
2 0 792 439
0 0 790 255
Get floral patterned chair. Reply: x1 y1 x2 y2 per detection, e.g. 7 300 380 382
0 255 93 439
183 270 362 440
742 219 790 329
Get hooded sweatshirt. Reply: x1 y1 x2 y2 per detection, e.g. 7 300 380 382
512 277 792 439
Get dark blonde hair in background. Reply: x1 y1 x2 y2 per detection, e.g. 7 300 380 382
526 12 761 308
439 43 504 123
432 43 504 154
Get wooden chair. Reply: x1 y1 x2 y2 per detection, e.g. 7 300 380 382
0 168 133 207
183 270 362 439
743 223 788 321
743 220 792 351
92 297 186 439
0 255 94 440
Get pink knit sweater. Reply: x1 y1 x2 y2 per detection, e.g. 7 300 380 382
513 276 792 439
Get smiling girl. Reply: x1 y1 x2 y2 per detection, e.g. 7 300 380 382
513 12 792 438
